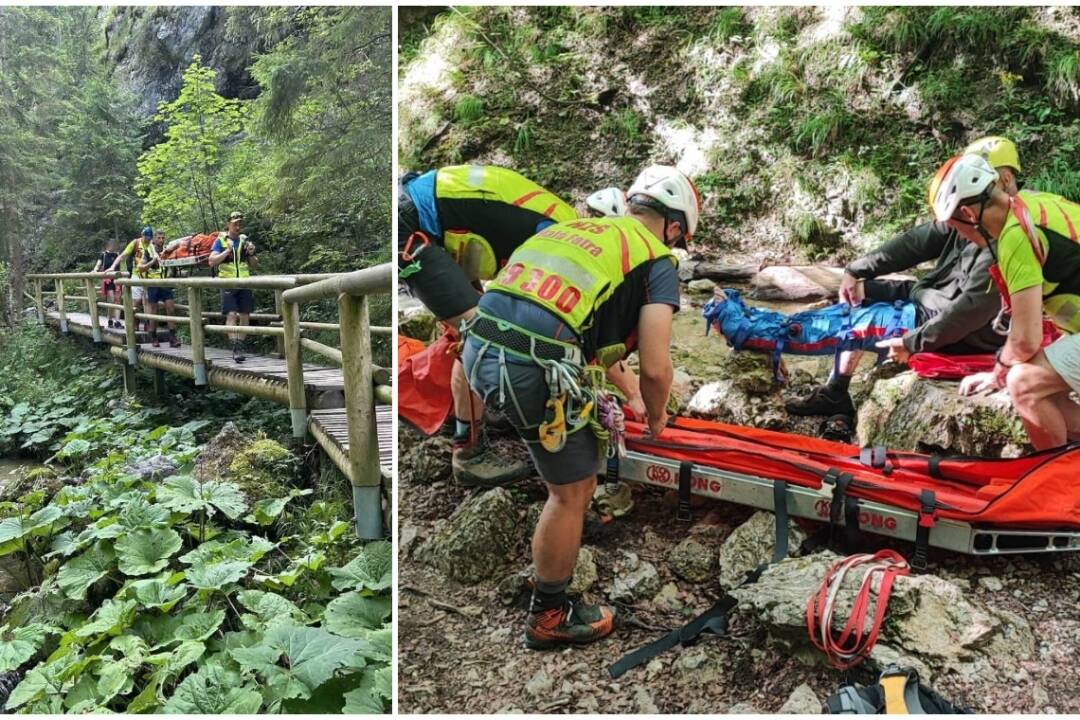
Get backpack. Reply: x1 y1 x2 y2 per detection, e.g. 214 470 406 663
826 665 970 714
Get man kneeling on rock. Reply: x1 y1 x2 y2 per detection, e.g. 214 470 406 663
462 165 699 648
787 137 1023 419
930 154 1080 450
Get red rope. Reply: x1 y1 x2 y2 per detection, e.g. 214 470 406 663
806 550 910 669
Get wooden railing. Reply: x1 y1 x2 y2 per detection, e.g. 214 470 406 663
25 265 393 538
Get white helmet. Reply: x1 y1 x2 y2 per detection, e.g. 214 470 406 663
585 187 628 217
928 154 999 222
627 165 701 242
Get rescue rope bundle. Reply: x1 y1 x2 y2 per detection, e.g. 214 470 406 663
806 549 910 670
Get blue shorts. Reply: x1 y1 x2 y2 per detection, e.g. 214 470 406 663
222 289 255 315
147 287 174 304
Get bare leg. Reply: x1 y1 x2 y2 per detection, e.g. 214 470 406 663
1052 393 1080 442
226 311 238 343
165 299 177 332
451 359 485 423
1007 352 1073 450
835 349 864 378
145 299 158 343
532 475 597 583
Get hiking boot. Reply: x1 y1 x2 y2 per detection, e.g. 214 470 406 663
785 384 855 417
452 434 530 488
151 334 161 348
168 332 181 348
524 600 616 650
232 341 246 363
484 408 516 437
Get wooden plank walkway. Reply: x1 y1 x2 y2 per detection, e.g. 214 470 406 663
45 311 391 476
310 406 393 483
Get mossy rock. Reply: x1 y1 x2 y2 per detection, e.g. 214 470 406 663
417 487 523 584
0 466 64 504
226 439 297 500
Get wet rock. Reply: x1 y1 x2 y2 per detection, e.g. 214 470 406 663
729 552 1036 679
667 537 716 584
126 454 178 482
779 683 821 714
718 511 807 590
694 261 760 282
609 552 662 604
686 352 789 430
688 278 717 295
857 373 1030 457
399 306 437 342
749 266 843 302
417 488 522 584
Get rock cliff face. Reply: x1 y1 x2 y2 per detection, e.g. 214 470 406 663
102 6 267 119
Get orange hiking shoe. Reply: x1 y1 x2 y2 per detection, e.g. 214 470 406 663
524 600 616 650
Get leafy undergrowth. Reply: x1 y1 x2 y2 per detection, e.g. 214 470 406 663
0 324 391 713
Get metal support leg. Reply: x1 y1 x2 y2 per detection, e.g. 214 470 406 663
353 485 384 540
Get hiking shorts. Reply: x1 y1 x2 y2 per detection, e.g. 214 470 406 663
131 285 145 302
1044 332 1080 395
222 289 255 315
462 338 603 486
147 287 173 304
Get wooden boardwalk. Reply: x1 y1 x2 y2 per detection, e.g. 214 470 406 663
46 310 390 477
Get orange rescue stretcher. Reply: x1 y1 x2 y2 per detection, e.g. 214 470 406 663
611 415 1080 562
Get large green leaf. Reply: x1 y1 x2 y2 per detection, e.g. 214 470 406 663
229 623 368 695
129 577 188 611
0 506 64 555
75 598 137 639
115 527 182 576
162 663 263 714
342 666 392 714
117 496 172 529
236 589 308 630
329 541 392 592
0 623 56 673
243 489 312 526
57 542 116 599
171 609 226 643
323 593 391 638
186 559 252 589
157 475 247 519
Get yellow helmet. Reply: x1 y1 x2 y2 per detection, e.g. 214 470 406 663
962 136 1021 172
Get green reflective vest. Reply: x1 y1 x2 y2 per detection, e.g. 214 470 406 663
490 216 674 333
218 233 251 278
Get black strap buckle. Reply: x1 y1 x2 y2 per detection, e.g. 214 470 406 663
677 461 692 522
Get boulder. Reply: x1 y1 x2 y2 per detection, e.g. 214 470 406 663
718 511 807 590
687 278 717 295
193 423 296 499
686 352 789 430
609 552 662 603
728 552 1036 680
669 368 696 411
779 683 821 714
857 373 1030 457
400 435 453 485
126 454 178 482
694 262 760 282
399 305 437 342
749 266 843 302
417 488 522 584
667 537 716 584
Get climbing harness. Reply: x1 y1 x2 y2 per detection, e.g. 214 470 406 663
806 550 910 670
826 664 971 714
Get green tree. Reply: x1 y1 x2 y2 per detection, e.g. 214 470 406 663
135 56 246 236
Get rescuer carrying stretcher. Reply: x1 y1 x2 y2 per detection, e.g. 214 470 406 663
461 165 700 649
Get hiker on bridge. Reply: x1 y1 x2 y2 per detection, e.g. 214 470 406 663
930 153 1080 450
398 164 578 488
91 238 121 329
140 229 181 348
107 226 155 332
209 211 258 364
461 165 700 649
786 137 1023 421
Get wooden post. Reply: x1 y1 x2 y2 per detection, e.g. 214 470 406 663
274 289 286 358
56 279 68 334
152 368 166 398
339 292 381 539
122 283 137 365
188 288 207 386
280 298 307 440
120 358 137 395
33 279 44 323
84 278 102 343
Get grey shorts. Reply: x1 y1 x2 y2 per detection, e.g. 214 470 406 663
462 338 602 485
1044 332 1080 395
